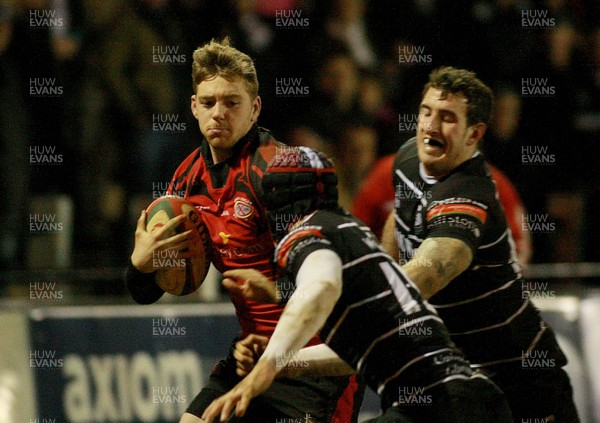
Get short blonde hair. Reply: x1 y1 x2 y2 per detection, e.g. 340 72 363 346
191 37 259 98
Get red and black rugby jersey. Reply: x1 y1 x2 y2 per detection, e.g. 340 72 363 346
168 126 318 343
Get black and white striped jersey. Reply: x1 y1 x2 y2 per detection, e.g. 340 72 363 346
392 138 566 369
275 208 475 401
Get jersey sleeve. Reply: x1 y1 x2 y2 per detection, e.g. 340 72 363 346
489 165 523 248
351 155 395 238
248 131 281 205
124 262 164 304
276 227 335 282
425 197 489 253
168 148 201 196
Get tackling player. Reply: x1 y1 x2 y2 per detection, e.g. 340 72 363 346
381 66 579 422
202 147 512 423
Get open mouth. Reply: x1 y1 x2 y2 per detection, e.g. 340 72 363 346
423 137 444 148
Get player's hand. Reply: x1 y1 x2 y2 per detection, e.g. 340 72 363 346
130 211 195 273
202 360 277 423
233 334 269 377
222 269 278 303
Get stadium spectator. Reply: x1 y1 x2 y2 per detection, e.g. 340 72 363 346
76 0 178 264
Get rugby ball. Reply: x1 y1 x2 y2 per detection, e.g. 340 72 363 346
145 195 211 296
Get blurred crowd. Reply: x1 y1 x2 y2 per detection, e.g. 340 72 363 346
1 0 599 275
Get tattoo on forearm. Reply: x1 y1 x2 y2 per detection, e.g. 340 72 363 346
433 259 454 278
404 237 473 297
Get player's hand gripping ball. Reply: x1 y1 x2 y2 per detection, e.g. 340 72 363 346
145 195 211 296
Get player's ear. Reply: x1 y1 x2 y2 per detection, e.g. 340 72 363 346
190 95 198 118
467 122 487 146
251 96 261 122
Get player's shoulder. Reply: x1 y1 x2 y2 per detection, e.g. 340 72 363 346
433 154 496 204
393 138 420 182
251 127 287 166
275 213 332 269
394 137 418 163
171 147 202 183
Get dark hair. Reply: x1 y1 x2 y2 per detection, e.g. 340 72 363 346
423 66 494 125
191 37 258 97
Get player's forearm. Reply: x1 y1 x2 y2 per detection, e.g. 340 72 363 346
402 237 472 299
381 212 399 262
259 250 342 370
277 344 354 378
124 262 164 304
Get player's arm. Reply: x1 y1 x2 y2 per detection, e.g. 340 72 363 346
221 268 279 304
234 335 354 378
278 343 354 378
202 249 343 422
381 211 400 262
402 237 473 299
260 248 342 364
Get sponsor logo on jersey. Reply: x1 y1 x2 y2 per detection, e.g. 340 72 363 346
219 232 231 244
426 203 488 223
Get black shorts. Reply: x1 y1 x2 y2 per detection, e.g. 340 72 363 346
186 340 364 422
489 365 580 422
365 376 512 423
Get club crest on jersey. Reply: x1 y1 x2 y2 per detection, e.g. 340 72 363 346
234 197 254 219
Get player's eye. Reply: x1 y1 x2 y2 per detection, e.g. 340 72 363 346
441 112 457 123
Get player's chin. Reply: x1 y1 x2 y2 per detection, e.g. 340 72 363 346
420 157 448 177
206 136 228 146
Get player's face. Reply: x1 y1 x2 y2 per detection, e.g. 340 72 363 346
416 88 486 177
191 76 261 163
